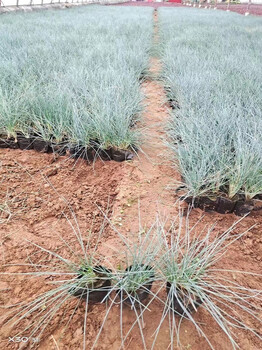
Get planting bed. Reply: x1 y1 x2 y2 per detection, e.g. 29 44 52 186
159 8 262 216
0 5 153 160
0 5 262 350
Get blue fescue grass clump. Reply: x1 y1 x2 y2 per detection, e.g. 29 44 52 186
158 8 262 200
0 5 153 151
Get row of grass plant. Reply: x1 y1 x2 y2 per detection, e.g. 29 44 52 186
0 5 153 154
158 8 262 204
2 211 261 349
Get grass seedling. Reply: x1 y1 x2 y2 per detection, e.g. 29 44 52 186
152 211 262 349
1 206 115 349
92 213 163 350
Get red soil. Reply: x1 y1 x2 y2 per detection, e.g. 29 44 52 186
0 149 261 350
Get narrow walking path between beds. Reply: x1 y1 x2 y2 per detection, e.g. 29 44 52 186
109 9 179 236
94 10 181 349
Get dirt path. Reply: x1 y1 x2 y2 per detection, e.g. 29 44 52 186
91 10 181 349
109 10 178 235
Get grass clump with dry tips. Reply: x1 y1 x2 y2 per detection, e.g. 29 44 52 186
1 212 115 349
153 213 262 349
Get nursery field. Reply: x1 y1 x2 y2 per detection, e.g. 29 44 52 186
0 6 153 160
0 5 262 350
